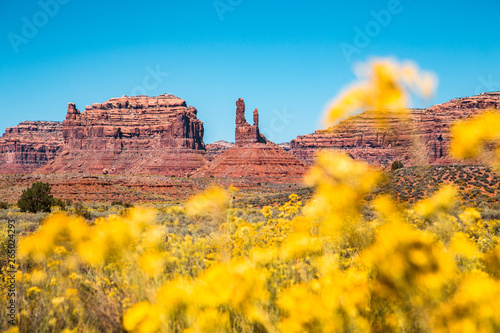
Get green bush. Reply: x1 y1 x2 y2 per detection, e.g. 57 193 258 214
0 202 9 210
52 198 66 210
391 160 404 170
17 182 54 213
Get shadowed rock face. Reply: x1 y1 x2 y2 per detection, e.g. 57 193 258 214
289 92 500 168
0 121 63 174
41 94 207 176
193 98 307 182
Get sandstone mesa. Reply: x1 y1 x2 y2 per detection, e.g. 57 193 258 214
41 94 207 176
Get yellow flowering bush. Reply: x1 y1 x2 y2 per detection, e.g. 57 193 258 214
2 58 500 332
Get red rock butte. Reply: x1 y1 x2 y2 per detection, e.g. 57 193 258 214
40 94 207 176
289 92 500 168
193 98 308 182
0 121 63 174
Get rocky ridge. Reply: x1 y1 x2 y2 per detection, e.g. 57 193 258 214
205 140 234 161
290 92 500 167
0 121 63 174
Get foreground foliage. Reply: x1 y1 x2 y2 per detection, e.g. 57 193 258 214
2 166 500 332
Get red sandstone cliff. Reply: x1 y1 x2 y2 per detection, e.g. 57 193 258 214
40 94 207 176
0 121 63 174
193 99 307 182
290 92 500 167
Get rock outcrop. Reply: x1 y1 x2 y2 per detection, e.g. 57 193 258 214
205 140 234 161
419 92 500 164
235 98 267 146
41 94 207 176
290 92 500 168
0 121 63 174
193 99 307 182
290 109 424 167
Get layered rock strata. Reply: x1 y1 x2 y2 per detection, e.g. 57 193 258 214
290 92 500 167
193 99 307 182
0 121 63 174
41 94 207 176
205 140 234 161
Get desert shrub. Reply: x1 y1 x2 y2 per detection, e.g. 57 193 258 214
391 160 404 170
481 208 500 221
17 182 54 213
111 200 133 208
52 198 66 210
0 201 9 210
74 202 92 220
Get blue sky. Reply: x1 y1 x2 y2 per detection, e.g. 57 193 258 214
1 0 499 143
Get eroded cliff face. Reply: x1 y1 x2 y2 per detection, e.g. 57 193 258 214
41 94 207 176
193 98 307 182
419 92 500 164
290 109 424 167
290 92 500 168
0 121 63 174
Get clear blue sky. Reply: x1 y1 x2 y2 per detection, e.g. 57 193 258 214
1 0 499 143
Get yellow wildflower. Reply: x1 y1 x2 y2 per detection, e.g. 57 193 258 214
123 301 162 333
138 251 165 278
324 58 436 125
414 185 457 218
27 287 41 297
450 111 500 159
186 187 229 222
450 232 481 260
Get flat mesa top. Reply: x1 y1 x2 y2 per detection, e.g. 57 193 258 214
108 93 182 102
84 94 189 111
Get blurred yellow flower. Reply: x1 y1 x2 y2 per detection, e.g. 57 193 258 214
123 301 162 333
138 251 165 278
4 327 19 333
324 58 436 125
450 232 481 260
364 222 455 300
432 272 500 332
414 185 457 218
27 286 41 297
450 111 500 159
186 187 229 222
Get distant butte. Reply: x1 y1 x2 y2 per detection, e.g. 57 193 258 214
40 94 207 176
0 121 63 174
193 98 308 182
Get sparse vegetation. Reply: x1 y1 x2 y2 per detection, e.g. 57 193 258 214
391 160 404 170
17 182 55 213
